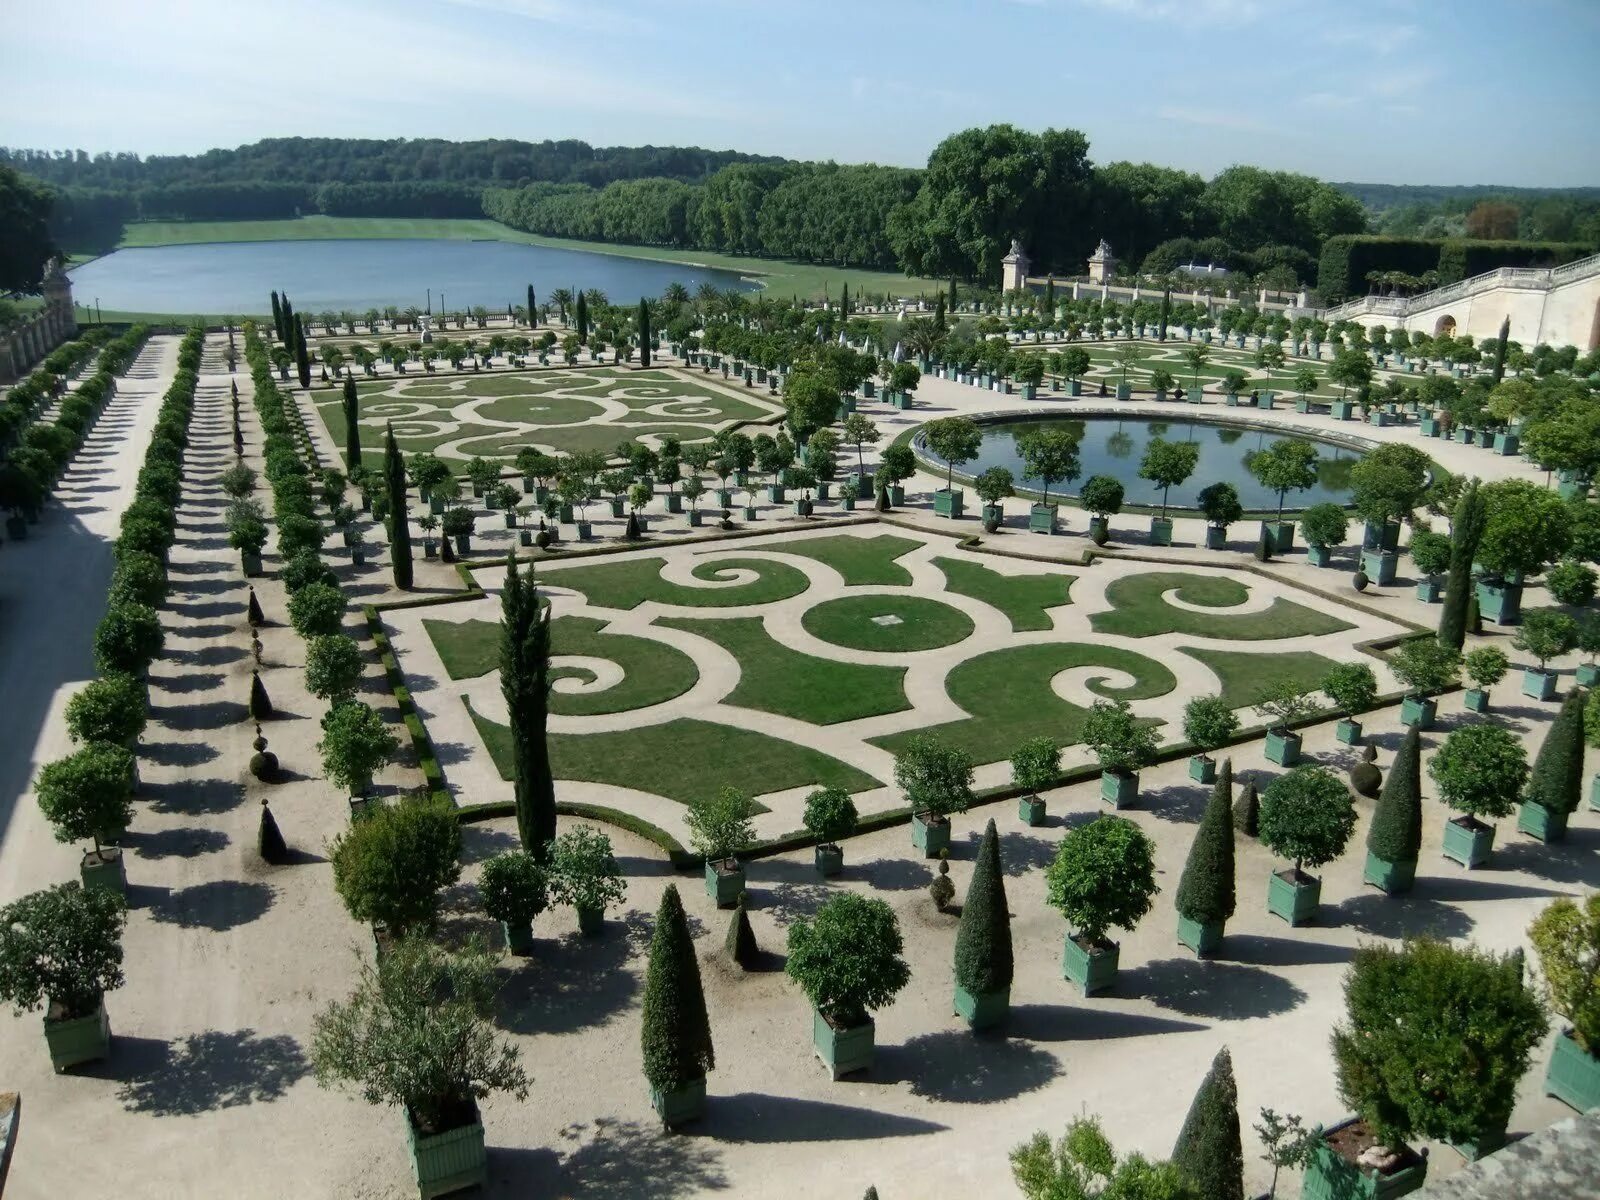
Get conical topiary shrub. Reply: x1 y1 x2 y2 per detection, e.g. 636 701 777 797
1171 1046 1245 1200
1232 777 1258 837
1519 689 1587 843
725 896 758 969
247 587 265 627
953 819 1012 1029
625 511 642 540
641 884 714 1128
258 800 288 864
249 671 273 721
1365 725 1422 893
1176 760 1236 955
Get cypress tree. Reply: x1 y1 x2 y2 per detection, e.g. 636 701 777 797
1439 480 1486 651
576 291 589 345
526 284 535 326
840 284 850 318
295 316 311 389
954 819 1013 1000
281 296 295 346
342 376 361 470
934 292 946 333
270 291 284 343
500 554 556 857
247 587 265 627
1491 316 1510 386
1171 1046 1245 1200
638 298 651 369
1159 289 1172 341
1044 277 1056 311
249 670 273 720
1176 759 1236 928
641 884 715 1098
258 800 288 864
1367 725 1423 867
1232 777 1259 837
949 277 958 308
725 896 758 968
1524 689 1586 816
384 423 413 590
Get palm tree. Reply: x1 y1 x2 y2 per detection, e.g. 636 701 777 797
402 306 421 331
382 305 399 329
471 305 488 329
583 288 608 312
1183 345 1210 393
363 308 380 333
662 282 690 309
551 288 573 323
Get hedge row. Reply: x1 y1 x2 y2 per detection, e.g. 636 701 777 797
1318 235 1594 301
0 327 112 451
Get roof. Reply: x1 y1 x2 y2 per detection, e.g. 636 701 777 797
1420 1111 1600 1199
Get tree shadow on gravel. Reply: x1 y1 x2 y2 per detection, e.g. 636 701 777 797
148 880 275 930
853 855 934 892
750 858 834 926
1489 828 1600 887
1009 1003 1208 1041
108 1029 307 1116
145 777 247 816
153 671 226 695
1413 874 1565 903
704 1093 946 1143
169 635 245 658
140 740 220 767
123 825 230 859
151 698 247 730
1121 957 1308 1019
493 917 643 1036
879 1028 1061 1103
1324 894 1474 941
495 1117 727 1198
1142 782 1209 824
1219 932 1359 966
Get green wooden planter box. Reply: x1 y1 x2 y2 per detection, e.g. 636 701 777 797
1463 687 1490 713
501 920 534 956
705 859 745 907
1067 379 1083 396
934 488 965 519
1475 578 1522 625
1266 521 1294 551
1420 416 1440 436
1267 870 1320 925
1415 578 1440 602
1088 516 1110 541
1189 755 1216 784
1307 544 1332 567
1522 668 1557 700
911 811 951 858
576 905 604 937
650 1076 706 1128
1362 549 1398 585
1443 817 1494 868
608 497 626 517
1336 719 1362 745
813 1011 874 1079
44 1004 111 1073
663 495 681 515
1029 504 1057 534
79 849 126 897
1494 431 1520 455
1448 1126 1507 1162
1302 1129 1428 1200
1204 525 1227 549
1062 936 1119 996
405 1106 487 1199
1400 695 1436 729
1363 851 1416 895
1331 400 1353 420
1516 802 1567 843
1546 1030 1600 1113
954 984 1010 1031
814 844 844 877
1592 773 1600 812
1149 517 1172 546
1018 795 1046 826
1264 729 1302 766
1576 663 1599 687
1176 914 1223 957
767 485 786 503
1100 770 1138 809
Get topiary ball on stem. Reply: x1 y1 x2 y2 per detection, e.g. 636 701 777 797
258 799 289 864
929 854 955 911
249 670 273 720
249 727 280 782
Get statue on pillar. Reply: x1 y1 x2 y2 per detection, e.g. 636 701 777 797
1000 239 1031 294
1087 239 1117 284
41 257 77 337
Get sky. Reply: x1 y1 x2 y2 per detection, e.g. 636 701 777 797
2 0 1597 186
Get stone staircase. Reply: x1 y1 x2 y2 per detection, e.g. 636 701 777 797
1323 250 1600 323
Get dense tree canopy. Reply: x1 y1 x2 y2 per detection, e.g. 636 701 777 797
0 163 57 293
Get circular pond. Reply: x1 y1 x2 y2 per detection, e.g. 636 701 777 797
918 414 1365 512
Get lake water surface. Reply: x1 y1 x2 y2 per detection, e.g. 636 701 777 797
69 238 759 315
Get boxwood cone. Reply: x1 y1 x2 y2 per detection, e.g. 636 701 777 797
258 800 288 864
249 671 273 721
725 897 759 969
953 819 1012 1029
640 885 714 1125
1521 689 1586 833
1175 760 1236 954
1171 1047 1245 1200
1365 726 1423 891
1232 777 1259 837
247 587 265 627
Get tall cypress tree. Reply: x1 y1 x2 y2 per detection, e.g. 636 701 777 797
1044 277 1056 311
638 298 651 369
641 884 715 1099
1159 289 1172 341
526 284 535 327
384 423 413 590
1367 725 1423 872
270 291 284 344
948 277 958 308
1439 480 1486 651
576 292 589 345
1176 759 1236 930
1491 316 1511 386
1232 776 1259 837
342 376 362 470
500 554 556 856
934 292 946 333
1171 1047 1245 1200
281 295 295 346
1524 689 1586 817
294 315 311 389
954 819 1012 1005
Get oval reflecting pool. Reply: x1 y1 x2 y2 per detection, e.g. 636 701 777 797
919 414 1364 511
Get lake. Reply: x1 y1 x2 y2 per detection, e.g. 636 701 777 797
68 238 760 315
919 415 1362 512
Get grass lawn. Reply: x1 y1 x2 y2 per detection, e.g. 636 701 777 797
1182 647 1343 711
1090 572 1354 640
801 594 975 653
872 642 1177 766
110 216 942 301
659 616 909 724
468 704 878 804
424 614 698 716
933 556 1075 633
1021 338 1351 394
542 555 812 611
761 533 921 587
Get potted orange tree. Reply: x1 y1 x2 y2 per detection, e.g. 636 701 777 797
548 827 626 936
1530 894 1600 1113
895 734 974 858
1010 736 1058 826
1182 695 1237 784
1046 815 1158 996
1083 697 1159 808
478 851 547 956
1431 724 1527 869
1258 765 1356 925
786 892 910 1078
691 787 757 907
36 743 135 896
1388 639 1459 730
1323 662 1378 746
803 787 858 878
1258 679 1320 767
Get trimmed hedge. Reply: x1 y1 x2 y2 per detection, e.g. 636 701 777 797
1318 235 1593 300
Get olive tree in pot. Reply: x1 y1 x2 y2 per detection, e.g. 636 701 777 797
1517 688 1587 843
689 786 757 907
803 787 858 877
36 743 135 895
1256 679 1321 767
641 884 715 1127
895 734 975 857
330 792 462 936
1530 894 1600 1113
1512 609 1577 701
548 826 626 935
318 699 400 804
1408 529 1453 603
786 892 910 1078
1299 503 1348 569
1429 724 1527 869
1363 727 1423 894
1082 697 1160 808
1138 437 1199 546
478 851 547 956
1010 736 1059 825
1182 695 1238 784
1258 765 1356 925
974 466 1014 533
1046 815 1158 995
1461 646 1508 713
1080 475 1125 544
1328 938 1545 1175
1197 481 1244 550
1322 662 1378 745
1175 760 1237 957
0 883 126 1071
1389 638 1460 729
311 934 528 1196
